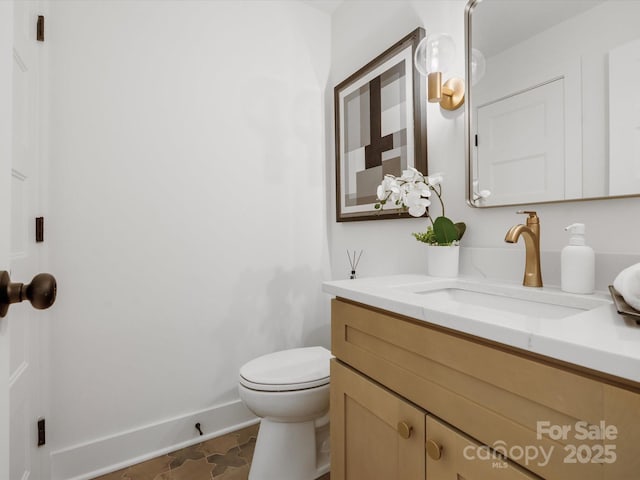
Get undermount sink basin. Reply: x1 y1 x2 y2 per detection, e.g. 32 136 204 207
400 280 611 321
419 288 584 319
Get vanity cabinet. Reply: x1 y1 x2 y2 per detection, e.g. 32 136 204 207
331 360 538 480
329 298 640 480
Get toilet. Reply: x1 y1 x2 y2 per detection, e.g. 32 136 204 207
238 346 332 480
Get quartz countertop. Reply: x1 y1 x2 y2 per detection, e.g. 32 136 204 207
323 274 640 384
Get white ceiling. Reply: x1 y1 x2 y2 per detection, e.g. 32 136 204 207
472 0 604 58
303 1 605 53
302 0 345 15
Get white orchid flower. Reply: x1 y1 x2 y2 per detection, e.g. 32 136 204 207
399 182 415 203
374 169 464 246
427 172 444 186
377 175 400 201
400 167 420 181
375 168 442 218
405 190 431 217
415 181 431 198
380 175 398 190
408 203 430 217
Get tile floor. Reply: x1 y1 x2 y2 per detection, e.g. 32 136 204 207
92 422 330 480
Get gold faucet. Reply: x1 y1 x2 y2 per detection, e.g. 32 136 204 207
505 211 543 287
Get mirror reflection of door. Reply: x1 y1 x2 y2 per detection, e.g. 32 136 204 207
476 80 564 205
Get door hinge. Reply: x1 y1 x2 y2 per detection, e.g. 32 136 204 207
35 217 44 243
37 418 46 446
37 15 45 42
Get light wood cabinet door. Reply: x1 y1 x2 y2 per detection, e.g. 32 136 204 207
426 415 540 480
330 360 426 480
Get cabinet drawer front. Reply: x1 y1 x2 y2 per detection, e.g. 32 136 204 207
332 299 602 419
332 299 612 480
330 360 425 480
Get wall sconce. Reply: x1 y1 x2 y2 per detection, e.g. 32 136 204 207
414 33 465 111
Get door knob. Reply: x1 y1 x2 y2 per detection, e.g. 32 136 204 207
0 270 57 318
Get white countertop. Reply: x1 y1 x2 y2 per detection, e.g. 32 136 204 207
323 274 640 384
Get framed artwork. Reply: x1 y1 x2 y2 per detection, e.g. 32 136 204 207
334 27 427 222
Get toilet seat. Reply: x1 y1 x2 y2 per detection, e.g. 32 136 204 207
239 346 332 392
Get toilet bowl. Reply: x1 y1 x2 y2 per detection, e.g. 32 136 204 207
238 346 332 480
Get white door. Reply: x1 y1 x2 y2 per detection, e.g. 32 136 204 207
609 38 640 196
476 79 565 206
4 1 47 479
0 1 15 477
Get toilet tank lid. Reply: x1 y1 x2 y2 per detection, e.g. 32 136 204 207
240 346 332 387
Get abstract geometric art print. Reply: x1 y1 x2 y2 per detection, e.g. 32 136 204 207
335 28 427 221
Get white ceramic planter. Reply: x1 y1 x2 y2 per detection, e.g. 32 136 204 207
426 245 460 277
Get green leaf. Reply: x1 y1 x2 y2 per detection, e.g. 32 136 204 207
454 222 466 241
433 216 459 244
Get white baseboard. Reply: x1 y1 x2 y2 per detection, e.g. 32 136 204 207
50 400 258 480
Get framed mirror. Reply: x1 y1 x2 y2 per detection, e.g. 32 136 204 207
465 0 640 207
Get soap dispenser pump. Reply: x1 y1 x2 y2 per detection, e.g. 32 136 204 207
561 223 595 294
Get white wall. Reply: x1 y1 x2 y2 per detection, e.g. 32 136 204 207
46 1 331 477
328 1 640 285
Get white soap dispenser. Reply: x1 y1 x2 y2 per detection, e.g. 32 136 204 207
561 223 595 294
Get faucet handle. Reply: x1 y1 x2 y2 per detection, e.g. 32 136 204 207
516 210 539 224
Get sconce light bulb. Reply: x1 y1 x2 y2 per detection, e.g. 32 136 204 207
471 48 486 86
414 33 456 77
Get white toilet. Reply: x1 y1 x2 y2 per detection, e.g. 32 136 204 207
238 346 332 480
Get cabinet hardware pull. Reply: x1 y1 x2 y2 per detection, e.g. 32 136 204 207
426 439 443 460
397 421 413 439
